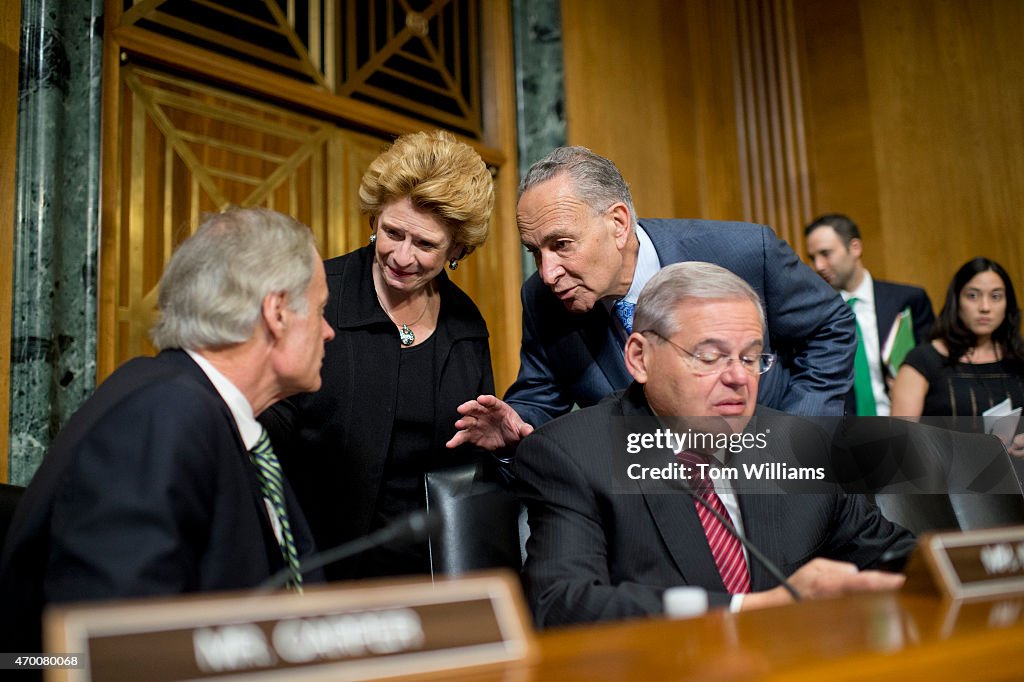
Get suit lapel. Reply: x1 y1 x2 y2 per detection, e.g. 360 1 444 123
579 305 632 391
735 493 781 591
169 350 285 565
638 478 725 591
617 385 724 590
733 416 793 591
874 281 899 351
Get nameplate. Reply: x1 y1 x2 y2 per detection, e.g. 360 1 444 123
904 525 1024 601
44 570 534 681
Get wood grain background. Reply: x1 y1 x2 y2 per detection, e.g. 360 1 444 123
561 0 1024 307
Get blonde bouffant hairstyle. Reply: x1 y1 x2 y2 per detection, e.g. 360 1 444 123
359 130 495 256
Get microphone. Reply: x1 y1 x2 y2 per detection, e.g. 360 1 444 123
678 478 802 602
258 510 441 592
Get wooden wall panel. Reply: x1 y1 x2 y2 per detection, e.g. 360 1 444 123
562 0 810 245
792 0 881 252
0 0 20 480
106 65 373 365
100 1 521 393
562 0 1024 313
859 0 1024 304
733 0 811 245
475 2 522 390
561 1 687 219
796 0 1024 306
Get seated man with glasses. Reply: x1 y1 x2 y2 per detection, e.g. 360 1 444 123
514 261 913 628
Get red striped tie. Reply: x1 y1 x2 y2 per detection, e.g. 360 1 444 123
677 450 751 594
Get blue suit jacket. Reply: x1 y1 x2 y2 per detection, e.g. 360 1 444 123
504 219 856 424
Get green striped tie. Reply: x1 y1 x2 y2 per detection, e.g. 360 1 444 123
250 429 303 592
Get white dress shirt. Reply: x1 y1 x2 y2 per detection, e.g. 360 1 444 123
841 271 890 415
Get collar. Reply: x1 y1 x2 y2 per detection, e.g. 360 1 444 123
602 224 661 315
842 269 874 305
624 224 660 302
185 349 262 450
328 245 488 342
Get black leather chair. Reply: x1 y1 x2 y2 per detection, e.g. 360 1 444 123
0 483 26 554
423 462 523 578
839 417 1024 536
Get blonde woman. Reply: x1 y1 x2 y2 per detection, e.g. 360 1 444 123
261 130 497 580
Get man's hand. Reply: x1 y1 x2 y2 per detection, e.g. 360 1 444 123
741 558 905 610
446 395 535 453
1006 432 1024 459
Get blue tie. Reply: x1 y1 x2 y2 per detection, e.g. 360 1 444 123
614 299 636 335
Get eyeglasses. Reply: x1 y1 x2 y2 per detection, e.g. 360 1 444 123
640 330 776 375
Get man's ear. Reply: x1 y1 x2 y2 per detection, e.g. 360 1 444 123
624 332 649 384
262 291 288 341
849 238 863 259
608 201 632 249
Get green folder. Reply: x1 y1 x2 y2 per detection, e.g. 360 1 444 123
882 307 916 377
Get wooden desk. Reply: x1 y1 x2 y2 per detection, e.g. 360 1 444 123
455 591 1024 680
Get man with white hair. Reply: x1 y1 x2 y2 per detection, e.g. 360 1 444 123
0 207 334 652
515 261 913 628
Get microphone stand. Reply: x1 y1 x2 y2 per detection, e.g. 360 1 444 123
257 511 437 593
681 480 802 602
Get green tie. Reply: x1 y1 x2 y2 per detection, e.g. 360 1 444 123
847 297 877 416
250 429 303 592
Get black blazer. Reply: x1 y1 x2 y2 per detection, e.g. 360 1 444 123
0 350 315 652
513 383 915 628
261 246 495 580
873 279 934 356
844 279 934 414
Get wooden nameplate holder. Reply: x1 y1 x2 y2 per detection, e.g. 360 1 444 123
903 525 1024 601
44 569 535 681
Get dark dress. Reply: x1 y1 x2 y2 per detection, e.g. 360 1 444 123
902 343 1024 417
259 245 497 581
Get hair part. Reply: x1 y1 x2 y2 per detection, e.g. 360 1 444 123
151 207 317 351
804 213 860 247
633 261 766 338
519 146 637 227
932 256 1024 368
358 129 494 256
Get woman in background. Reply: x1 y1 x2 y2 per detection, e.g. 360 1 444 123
891 257 1024 427
262 130 497 580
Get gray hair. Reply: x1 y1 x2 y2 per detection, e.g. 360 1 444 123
633 262 766 338
519 146 637 225
151 207 318 351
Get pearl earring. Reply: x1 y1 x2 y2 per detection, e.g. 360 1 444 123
369 233 376 244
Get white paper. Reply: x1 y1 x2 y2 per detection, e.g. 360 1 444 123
982 398 1021 442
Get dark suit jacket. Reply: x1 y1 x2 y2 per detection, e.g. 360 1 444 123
873 279 934 362
504 219 856 426
260 246 495 580
513 383 915 628
845 279 934 414
0 350 316 652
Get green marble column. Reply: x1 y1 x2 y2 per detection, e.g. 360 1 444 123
9 0 103 484
512 0 567 279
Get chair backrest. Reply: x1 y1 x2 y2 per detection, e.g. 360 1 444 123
0 483 26 554
841 417 1024 536
423 463 523 578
